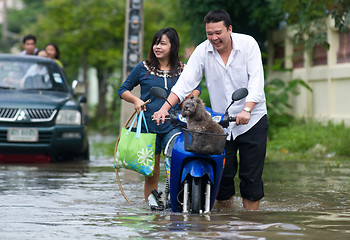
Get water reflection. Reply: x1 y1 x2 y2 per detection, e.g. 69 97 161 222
0 155 350 239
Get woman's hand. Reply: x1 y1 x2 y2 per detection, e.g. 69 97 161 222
134 98 146 113
153 108 169 125
120 91 148 113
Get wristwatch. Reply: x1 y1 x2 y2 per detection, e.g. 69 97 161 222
243 107 251 113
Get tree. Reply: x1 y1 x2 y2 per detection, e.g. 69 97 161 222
271 0 350 50
1 0 46 52
177 0 350 51
23 0 196 124
330 0 350 32
27 0 125 120
6 0 348 132
143 0 196 60
178 0 285 50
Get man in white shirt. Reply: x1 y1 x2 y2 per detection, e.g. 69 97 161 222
153 9 268 210
21 34 38 55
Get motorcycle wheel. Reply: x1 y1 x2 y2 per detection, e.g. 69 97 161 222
182 179 190 213
191 177 202 214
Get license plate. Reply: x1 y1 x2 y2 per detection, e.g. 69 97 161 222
7 128 39 142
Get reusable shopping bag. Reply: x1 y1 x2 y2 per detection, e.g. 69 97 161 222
114 111 156 176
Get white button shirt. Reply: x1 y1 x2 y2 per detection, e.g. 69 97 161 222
171 33 267 140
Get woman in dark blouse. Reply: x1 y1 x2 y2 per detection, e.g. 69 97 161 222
118 27 200 202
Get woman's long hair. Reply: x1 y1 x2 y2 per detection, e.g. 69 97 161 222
147 27 181 76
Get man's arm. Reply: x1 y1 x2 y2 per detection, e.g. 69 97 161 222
153 92 180 125
180 89 201 109
235 37 264 126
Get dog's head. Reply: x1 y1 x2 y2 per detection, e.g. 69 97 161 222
181 96 205 121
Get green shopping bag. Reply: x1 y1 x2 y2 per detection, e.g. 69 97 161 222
114 111 156 176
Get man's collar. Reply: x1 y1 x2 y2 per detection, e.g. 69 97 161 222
207 40 215 52
231 33 241 52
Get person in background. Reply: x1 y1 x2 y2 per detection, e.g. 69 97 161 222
45 43 63 67
153 10 268 210
118 27 201 204
1 71 21 88
36 49 49 58
21 49 50 88
21 34 38 55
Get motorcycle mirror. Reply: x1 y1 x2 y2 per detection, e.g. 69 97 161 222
232 88 248 101
150 86 174 108
225 88 249 113
150 87 167 100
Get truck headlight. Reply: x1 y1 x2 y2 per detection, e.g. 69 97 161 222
56 110 81 125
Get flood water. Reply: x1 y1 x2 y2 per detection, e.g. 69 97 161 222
1 145 350 239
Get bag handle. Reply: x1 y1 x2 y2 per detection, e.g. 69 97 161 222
141 111 149 133
126 113 138 135
136 110 149 138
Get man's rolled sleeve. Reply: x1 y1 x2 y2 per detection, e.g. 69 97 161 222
246 40 265 103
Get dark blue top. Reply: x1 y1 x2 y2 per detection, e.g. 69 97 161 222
118 61 201 134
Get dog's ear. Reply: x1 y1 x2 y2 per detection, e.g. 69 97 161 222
193 98 204 121
181 100 188 117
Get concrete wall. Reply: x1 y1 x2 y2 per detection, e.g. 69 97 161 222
268 18 350 125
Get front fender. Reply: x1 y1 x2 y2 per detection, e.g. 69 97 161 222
180 160 214 183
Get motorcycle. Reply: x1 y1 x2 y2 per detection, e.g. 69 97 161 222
150 87 248 214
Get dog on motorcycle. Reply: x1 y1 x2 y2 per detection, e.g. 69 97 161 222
181 96 226 154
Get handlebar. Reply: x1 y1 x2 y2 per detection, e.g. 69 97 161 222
151 110 237 128
151 113 180 126
228 116 236 122
151 116 170 121
149 86 248 128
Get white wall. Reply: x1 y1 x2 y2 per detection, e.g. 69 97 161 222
268 18 350 125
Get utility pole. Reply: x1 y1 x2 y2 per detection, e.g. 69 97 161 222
120 0 144 128
1 0 8 43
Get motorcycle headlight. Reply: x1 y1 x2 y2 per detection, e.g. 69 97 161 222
56 110 81 125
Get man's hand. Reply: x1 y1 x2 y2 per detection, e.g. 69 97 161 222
235 110 251 125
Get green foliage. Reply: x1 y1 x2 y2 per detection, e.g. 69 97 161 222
265 78 312 138
5 0 348 135
23 0 126 121
198 80 210 108
330 0 350 32
7 0 45 34
0 35 15 53
178 0 349 52
178 0 285 48
275 0 349 50
30 0 125 79
0 0 46 52
143 0 195 60
267 119 350 159
91 139 115 158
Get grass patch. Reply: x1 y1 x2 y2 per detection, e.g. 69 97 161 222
89 131 118 158
91 141 115 157
267 119 350 161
